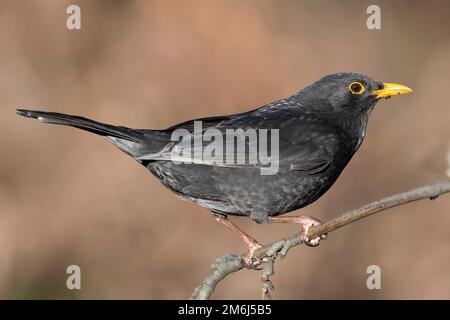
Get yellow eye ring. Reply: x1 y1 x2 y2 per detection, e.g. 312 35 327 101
348 82 365 95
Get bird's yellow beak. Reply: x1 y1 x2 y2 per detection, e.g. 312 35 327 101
372 83 413 99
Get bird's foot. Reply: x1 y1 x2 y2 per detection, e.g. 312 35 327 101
213 215 264 268
269 215 327 247
298 216 327 247
242 240 263 269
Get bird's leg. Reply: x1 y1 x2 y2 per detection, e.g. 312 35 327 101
215 216 262 266
268 215 327 247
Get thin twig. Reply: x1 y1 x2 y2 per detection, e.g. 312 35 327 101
260 258 275 300
191 180 450 300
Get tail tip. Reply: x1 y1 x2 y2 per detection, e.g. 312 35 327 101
16 109 33 118
16 109 44 121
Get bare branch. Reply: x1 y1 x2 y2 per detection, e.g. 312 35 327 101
307 180 450 239
260 258 276 300
191 180 450 300
191 255 243 300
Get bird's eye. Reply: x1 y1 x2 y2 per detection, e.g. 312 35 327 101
348 82 365 95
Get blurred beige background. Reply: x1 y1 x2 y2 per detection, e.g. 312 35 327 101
1 0 450 299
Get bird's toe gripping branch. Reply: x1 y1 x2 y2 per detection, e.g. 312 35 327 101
214 215 263 268
300 220 327 247
269 215 327 247
242 242 263 268
215 214 328 269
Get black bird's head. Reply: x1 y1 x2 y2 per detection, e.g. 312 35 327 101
295 72 412 119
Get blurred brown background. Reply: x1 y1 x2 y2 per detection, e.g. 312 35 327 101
1 0 450 299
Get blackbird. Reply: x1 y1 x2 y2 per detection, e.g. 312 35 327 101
17 72 412 265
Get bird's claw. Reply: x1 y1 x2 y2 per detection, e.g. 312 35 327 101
242 242 263 269
299 217 327 247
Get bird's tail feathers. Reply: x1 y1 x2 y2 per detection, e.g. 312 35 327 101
16 109 144 143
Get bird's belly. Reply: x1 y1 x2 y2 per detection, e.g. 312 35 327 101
146 161 338 217
243 173 335 216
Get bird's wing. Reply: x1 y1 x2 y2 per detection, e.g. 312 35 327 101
135 110 289 168
276 117 347 175
164 115 233 132
136 112 345 175
290 159 330 174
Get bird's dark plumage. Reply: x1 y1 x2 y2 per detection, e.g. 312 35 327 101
17 72 412 224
